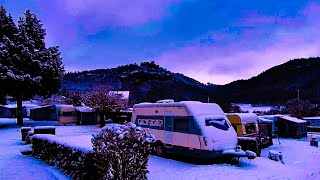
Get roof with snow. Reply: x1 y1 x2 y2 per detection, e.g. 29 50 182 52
135 101 224 116
258 117 273 123
303 117 320 120
280 116 307 123
1 104 39 109
227 113 258 124
109 91 130 99
75 106 93 113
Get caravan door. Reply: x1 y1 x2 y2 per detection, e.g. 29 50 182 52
164 111 173 147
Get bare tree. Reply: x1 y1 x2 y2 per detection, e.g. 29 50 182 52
286 98 312 118
83 85 128 127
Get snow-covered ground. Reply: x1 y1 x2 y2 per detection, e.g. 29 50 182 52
1 118 320 180
235 103 275 113
0 119 69 180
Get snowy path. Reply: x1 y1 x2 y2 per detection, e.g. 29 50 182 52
0 119 69 180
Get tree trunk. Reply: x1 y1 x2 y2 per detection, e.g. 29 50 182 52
99 112 106 127
17 97 23 125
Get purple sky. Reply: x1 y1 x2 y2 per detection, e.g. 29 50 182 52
1 0 320 84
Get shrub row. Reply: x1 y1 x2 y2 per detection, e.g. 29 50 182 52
31 135 97 180
31 123 155 180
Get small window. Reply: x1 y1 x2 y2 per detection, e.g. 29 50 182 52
245 123 256 134
174 118 189 132
62 112 73 116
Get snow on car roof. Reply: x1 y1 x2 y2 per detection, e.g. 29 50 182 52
227 113 258 124
280 116 307 123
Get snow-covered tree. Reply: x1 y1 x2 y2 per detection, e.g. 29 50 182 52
0 7 64 125
83 85 128 127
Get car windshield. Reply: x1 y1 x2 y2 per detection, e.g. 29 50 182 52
205 118 230 131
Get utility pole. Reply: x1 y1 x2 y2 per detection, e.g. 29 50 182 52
298 89 300 118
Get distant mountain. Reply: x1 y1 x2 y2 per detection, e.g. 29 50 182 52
62 58 320 105
62 61 214 105
222 57 320 104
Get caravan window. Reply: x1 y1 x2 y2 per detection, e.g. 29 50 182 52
62 112 73 116
244 123 256 134
205 118 230 131
174 118 189 132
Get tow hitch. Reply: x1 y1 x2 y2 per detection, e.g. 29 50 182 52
222 145 257 164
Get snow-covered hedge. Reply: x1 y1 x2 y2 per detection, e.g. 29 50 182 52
92 123 155 180
31 123 155 180
31 135 97 180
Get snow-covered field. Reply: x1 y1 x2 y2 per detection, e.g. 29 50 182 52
1 118 320 180
235 103 275 113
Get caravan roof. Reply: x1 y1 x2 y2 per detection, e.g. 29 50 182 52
134 101 224 116
227 113 258 124
280 116 307 123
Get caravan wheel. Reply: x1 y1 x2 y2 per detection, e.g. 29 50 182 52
155 144 165 157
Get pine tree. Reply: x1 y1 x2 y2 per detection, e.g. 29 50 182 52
0 7 64 125
23 10 46 50
0 6 17 42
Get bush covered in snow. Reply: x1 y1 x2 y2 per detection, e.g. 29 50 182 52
31 135 97 180
92 122 155 180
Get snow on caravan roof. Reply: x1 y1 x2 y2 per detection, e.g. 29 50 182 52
280 116 307 123
183 102 224 116
134 101 224 116
227 113 258 124
303 117 320 120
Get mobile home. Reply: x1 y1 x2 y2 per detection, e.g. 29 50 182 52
76 107 97 125
259 114 284 136
132 100 256 161
30 105 51 120
226 113 261 155
278 116 307 138
58 105 78 124
302 117 320 127
0 105 27 118
30 104 75 121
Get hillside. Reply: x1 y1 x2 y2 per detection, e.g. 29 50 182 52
62 58 320 105
223 57 320 104
62 61 216 105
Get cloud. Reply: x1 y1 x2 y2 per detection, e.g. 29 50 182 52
156 2 320 85
59 0 180 33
